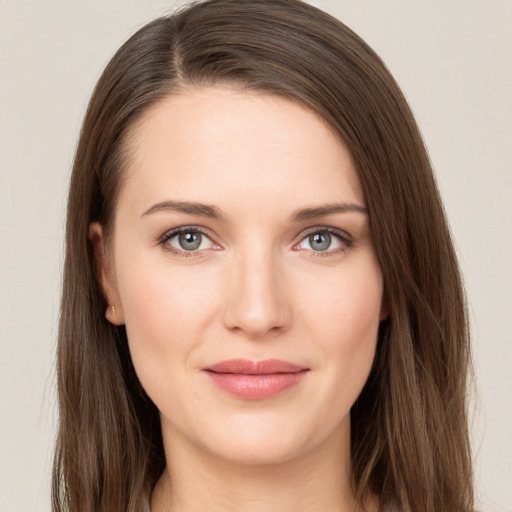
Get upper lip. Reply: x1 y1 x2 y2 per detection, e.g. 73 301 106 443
203 359 308 375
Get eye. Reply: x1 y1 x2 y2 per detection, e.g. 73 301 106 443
160 227 218 256
295 228 353 256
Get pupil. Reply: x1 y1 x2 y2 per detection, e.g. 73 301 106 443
310 232 331 251
179 231 201 250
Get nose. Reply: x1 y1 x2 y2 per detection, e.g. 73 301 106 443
221 244 291 338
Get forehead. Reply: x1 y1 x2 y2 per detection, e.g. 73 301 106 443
119 87 365 219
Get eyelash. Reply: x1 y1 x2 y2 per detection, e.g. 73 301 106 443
158 225 354 259
298 226 354 257
158 226 216 259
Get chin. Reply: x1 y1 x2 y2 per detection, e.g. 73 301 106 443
196 415 326 467
207 438 304 466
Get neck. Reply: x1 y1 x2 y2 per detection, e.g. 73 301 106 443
151 419 375 512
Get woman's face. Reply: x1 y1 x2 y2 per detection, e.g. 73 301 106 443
95 88 385 465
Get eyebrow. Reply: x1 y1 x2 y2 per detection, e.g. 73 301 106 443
141 200 367 222
142 200 226 220
288 202 368 222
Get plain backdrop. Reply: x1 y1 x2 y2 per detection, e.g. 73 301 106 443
0 1 511 511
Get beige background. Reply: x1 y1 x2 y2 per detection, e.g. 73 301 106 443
1 1 511 511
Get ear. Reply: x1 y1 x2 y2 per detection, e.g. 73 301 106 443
89 222 125 325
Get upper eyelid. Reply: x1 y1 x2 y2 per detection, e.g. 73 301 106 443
298 225 352 239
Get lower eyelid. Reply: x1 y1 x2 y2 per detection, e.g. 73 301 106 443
166 246 203 258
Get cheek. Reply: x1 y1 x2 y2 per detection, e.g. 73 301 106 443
333 275 382 343
115 253 220 377
300 259 383 393
303 258 383 340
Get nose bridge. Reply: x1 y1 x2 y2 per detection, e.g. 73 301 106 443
222 238 290 337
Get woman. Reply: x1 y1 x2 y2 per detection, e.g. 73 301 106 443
53 1 474 511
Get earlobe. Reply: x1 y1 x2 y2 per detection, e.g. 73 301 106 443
105 304 123 325
89 222 125 326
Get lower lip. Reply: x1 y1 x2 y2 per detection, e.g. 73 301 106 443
204 370 308 400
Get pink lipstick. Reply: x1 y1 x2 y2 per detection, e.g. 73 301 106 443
202 359 309 400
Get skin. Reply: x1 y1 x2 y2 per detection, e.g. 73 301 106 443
91 88 384 512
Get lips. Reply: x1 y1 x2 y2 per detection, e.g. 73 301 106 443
202 359 309 400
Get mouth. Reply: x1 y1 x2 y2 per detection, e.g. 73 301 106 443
202 359 310 400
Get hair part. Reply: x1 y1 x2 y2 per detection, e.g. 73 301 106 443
54 1 474 511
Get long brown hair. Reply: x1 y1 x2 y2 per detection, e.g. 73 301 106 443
53 1 474 511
